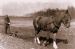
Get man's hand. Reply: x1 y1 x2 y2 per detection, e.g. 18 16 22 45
8 23 10 24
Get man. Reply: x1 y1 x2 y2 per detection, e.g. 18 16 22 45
4 15 11 34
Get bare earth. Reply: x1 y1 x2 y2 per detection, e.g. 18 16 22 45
0 17 74 49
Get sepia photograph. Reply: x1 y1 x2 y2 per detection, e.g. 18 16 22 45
0 0 74 49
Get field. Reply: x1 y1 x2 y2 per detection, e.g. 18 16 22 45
0 17 74 49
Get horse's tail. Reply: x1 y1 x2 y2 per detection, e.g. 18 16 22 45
33 16 42 30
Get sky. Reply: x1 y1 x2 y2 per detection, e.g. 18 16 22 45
0 0 74 5
0 0 75 16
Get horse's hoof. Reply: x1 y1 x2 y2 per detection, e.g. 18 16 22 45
38 43 42 46
42 41 48 47
53 46 58 49
53 41 58 49
42 43 46 47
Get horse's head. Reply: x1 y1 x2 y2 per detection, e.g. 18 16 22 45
62 10 71 28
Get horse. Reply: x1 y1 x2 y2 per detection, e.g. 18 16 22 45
33 9 71 49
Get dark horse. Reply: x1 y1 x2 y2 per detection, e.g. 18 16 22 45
33 9 71 49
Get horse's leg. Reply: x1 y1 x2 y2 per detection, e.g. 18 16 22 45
43 32 50 46
53 33 58 49
34 30 40 44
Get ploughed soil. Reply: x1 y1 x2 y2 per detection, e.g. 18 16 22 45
0 17 74 49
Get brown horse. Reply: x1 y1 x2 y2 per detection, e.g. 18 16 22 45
33 9 71 49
